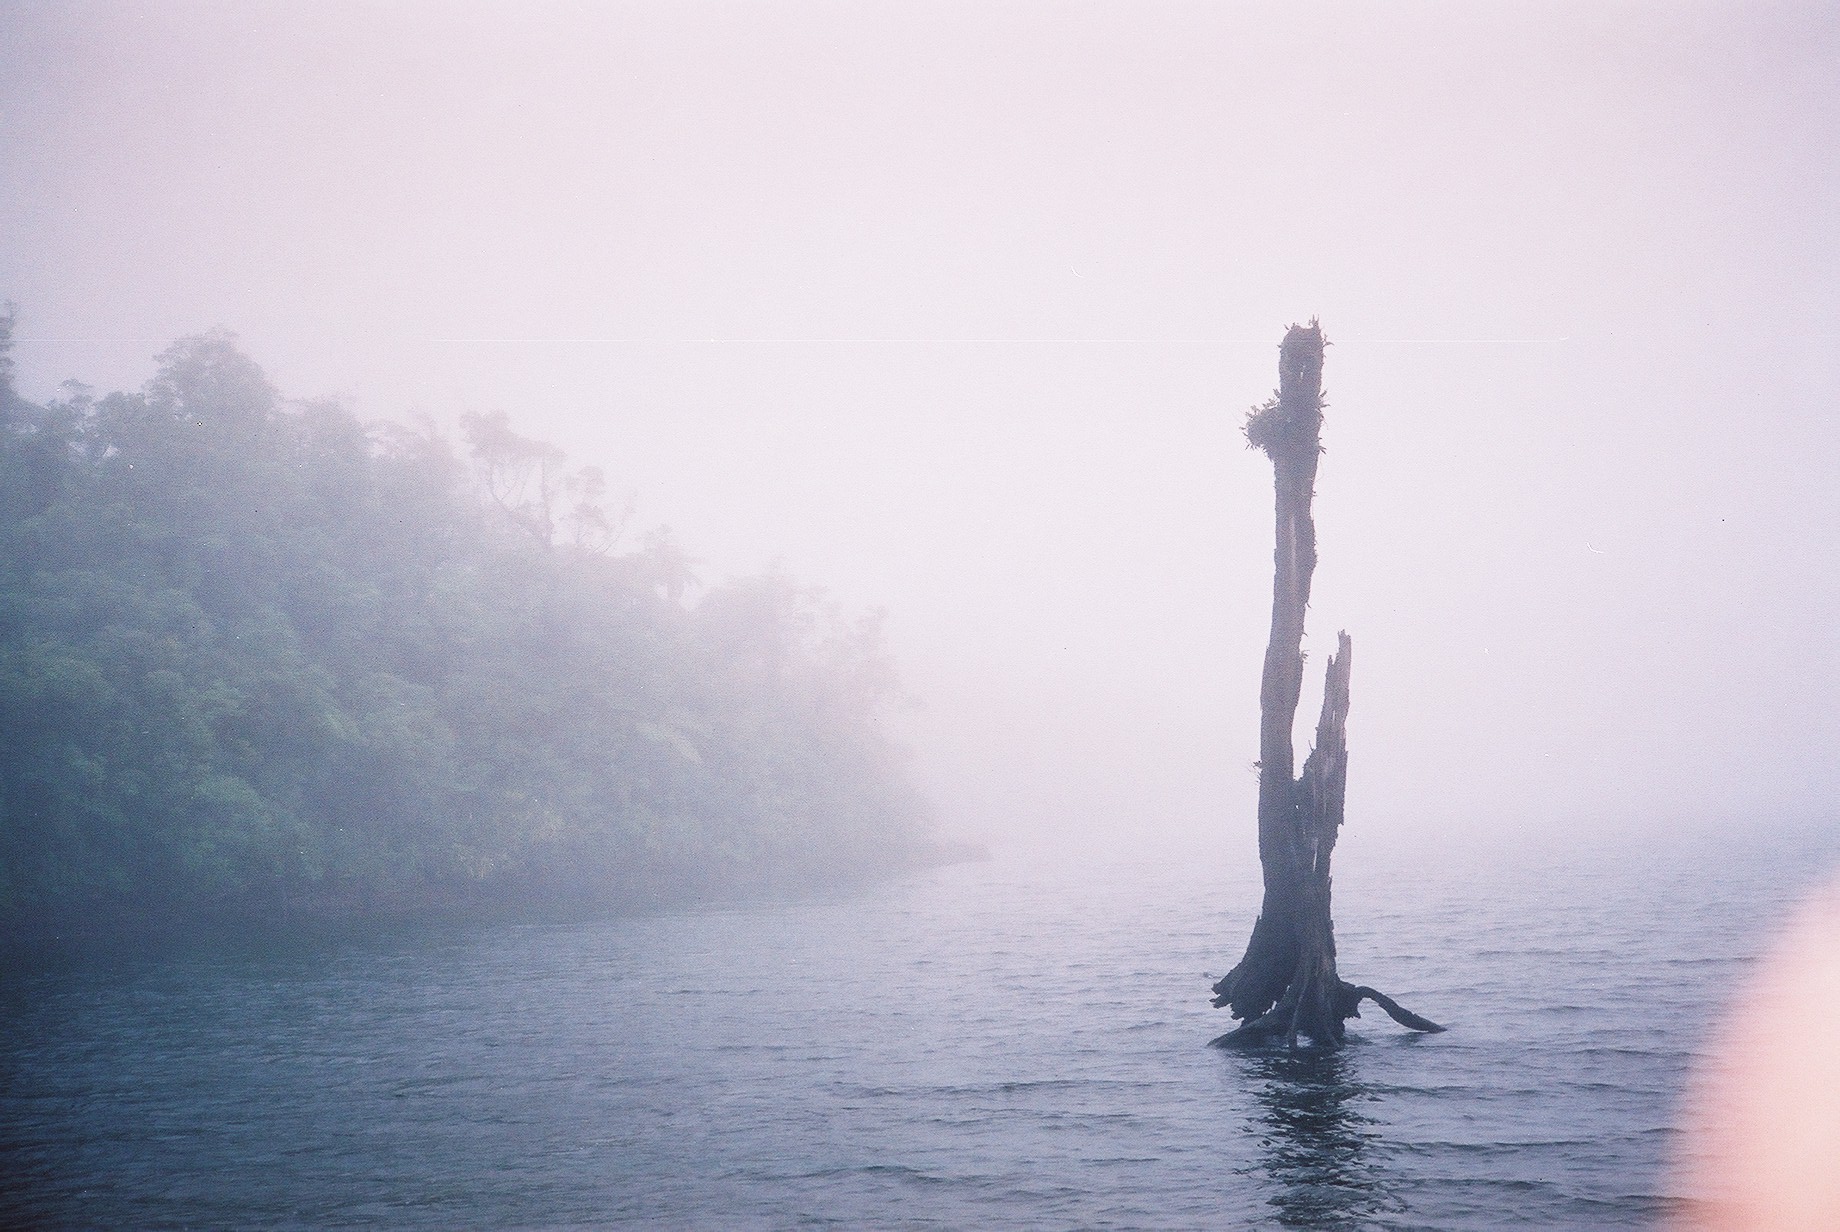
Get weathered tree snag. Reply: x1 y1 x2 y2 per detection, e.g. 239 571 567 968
1210 321 1443 1049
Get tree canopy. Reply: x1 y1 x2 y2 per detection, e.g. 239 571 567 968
0 318 935 934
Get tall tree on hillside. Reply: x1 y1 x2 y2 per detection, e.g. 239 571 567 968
1210 321 1443 1049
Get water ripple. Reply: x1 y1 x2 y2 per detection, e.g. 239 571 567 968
4 819 1836 1228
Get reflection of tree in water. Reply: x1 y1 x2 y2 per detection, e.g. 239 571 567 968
1242 1048 1403 1228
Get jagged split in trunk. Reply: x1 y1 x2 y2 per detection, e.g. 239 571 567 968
1210 322 1442 1050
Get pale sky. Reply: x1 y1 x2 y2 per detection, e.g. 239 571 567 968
4 1 1837 850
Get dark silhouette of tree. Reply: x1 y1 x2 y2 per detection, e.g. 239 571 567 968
1210 322 1443 1049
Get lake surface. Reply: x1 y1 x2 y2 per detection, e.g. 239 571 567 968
4 819 1836 1229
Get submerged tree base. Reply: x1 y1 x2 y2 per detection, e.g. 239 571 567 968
1210 982 1445 1050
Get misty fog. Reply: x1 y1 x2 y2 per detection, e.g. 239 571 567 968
5 2 1836 855
10 5 1840 1228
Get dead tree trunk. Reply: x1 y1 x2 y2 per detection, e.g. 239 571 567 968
1210 321 1443 1049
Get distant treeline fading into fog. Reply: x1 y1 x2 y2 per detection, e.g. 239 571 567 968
0 311 935 936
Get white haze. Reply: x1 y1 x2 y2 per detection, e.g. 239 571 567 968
3 1 1837 854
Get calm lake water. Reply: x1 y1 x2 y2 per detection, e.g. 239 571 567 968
4 819 1836 1229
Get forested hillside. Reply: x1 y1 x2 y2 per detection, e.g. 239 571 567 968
0 313 934 933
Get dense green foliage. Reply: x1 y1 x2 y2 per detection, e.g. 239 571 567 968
0 316 932 930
